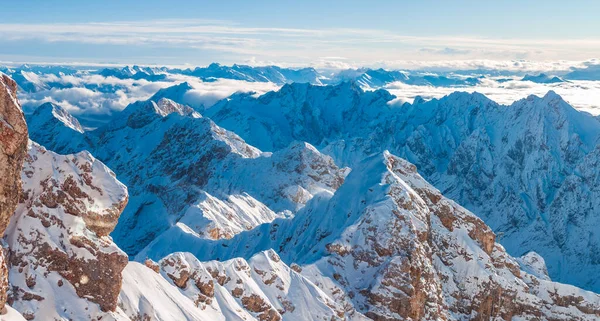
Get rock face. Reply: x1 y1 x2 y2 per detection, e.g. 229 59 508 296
0 74 28 312
5 142 128 320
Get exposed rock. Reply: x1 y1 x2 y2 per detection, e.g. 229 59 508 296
0 74 28 312
144 259 160 273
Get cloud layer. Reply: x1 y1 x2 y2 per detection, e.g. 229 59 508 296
385 78 600 115
17 73 280 124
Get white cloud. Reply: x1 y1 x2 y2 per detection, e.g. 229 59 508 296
383 79 600 115
18 72 280 118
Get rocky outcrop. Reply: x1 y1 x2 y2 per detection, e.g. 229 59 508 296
5 142 128 320
0 74 28 313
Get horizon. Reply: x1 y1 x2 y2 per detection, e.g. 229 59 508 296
2 59 599 74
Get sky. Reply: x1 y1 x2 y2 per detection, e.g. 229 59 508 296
1 0 599 68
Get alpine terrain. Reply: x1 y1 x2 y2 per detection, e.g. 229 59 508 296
0 69 589 321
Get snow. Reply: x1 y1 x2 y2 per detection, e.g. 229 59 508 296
0 306 27 321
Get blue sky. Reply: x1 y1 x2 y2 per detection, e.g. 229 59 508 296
1 0 599 67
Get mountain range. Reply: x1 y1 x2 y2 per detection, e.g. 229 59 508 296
3 69 600 320
50 79 600 293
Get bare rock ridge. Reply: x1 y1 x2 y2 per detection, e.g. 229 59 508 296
0 74 28 313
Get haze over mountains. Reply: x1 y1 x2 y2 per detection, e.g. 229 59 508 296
3 60 600 320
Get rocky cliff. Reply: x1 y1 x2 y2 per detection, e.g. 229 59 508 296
0 74 28 313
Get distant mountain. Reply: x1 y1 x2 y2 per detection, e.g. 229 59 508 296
148 81 201 108
522 73 565 83
98 65 167 81
564 64 600 80
176 63 324 85
326 68 481 88
0 65 80 92
96 64 482 88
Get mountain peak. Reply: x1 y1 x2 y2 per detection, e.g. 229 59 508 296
32 102 84 133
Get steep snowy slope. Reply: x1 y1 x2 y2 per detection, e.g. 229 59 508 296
206 81 395 151
27 97 346 255
123 250 364 321
24 102 89 153
201 82 600 292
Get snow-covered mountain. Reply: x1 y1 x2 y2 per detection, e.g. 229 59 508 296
327 68 481 88
138 149 600 320
98 65 167 81
195 82 600 292
174 63 324 85
9 73 600 320
7 142 129 320
24 102 89 152
565 64 600 80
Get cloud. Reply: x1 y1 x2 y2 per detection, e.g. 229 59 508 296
167 75 280 108
382 78 600 115
1 19 599 65
17 72 280 119
419 47 472 56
